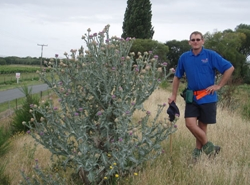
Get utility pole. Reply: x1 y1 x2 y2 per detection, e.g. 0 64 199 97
37 44 48 70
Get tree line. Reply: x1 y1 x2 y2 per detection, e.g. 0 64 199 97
0 56 49 66
164 24 250 83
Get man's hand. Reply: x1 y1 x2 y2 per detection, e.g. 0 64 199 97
168 95 176 104
206 66 234 94
206 84 221 94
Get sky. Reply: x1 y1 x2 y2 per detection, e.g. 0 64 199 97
0 0 250 58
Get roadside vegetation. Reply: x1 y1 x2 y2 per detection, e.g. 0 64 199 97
0 86 250 184
0 69 250 184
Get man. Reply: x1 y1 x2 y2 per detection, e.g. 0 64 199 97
168 31 234 161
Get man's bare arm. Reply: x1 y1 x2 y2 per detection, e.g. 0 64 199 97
206 66 235 93
168 76 180 103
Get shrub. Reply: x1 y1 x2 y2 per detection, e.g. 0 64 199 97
24 25 177 184
11 85 45 134
217 76 241 111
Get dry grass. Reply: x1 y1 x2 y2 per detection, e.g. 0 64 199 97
1 134 51 184
126 89 250 185
1 88 250 185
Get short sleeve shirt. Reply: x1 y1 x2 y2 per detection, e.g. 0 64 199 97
175 48 233 104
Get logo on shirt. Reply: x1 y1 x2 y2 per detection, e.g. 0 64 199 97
201 58 208 63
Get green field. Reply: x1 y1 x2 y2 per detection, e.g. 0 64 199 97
0 73 42 91
0 65 41 74
0 65 43 91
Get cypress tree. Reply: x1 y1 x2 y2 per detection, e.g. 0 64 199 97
122 0 154 39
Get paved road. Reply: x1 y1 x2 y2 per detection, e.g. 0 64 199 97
0 84 50 104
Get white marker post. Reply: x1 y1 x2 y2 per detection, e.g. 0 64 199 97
16 73 20 84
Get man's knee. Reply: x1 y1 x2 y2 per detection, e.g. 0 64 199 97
185 118 197 129
198 121 208 131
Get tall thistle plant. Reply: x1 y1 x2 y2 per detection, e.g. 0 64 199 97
24 25 177 184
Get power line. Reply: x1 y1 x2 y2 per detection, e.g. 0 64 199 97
37 44 48 70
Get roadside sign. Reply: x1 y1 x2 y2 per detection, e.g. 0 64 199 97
16 73 20 83
16 73 20 78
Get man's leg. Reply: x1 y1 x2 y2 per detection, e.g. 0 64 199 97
199 103 220 156
197 121 207 149
185 117 208 148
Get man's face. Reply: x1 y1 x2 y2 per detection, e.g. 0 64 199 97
189 34 204 50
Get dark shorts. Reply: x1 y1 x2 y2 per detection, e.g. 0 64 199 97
185 102 217 124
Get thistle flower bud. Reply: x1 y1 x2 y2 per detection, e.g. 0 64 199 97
157 68 162 73
163 124 168 128
145 65 151 70
170 68 176 73
150 58 156 63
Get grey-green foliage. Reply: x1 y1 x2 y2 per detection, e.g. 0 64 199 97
24 25 177 184
20 160 66 185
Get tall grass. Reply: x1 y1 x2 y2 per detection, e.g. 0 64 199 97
0 126 11 184
1 89 250 185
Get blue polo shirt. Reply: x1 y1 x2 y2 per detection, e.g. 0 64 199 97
175 47 233 104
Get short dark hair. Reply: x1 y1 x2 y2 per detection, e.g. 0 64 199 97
189 31 204 40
